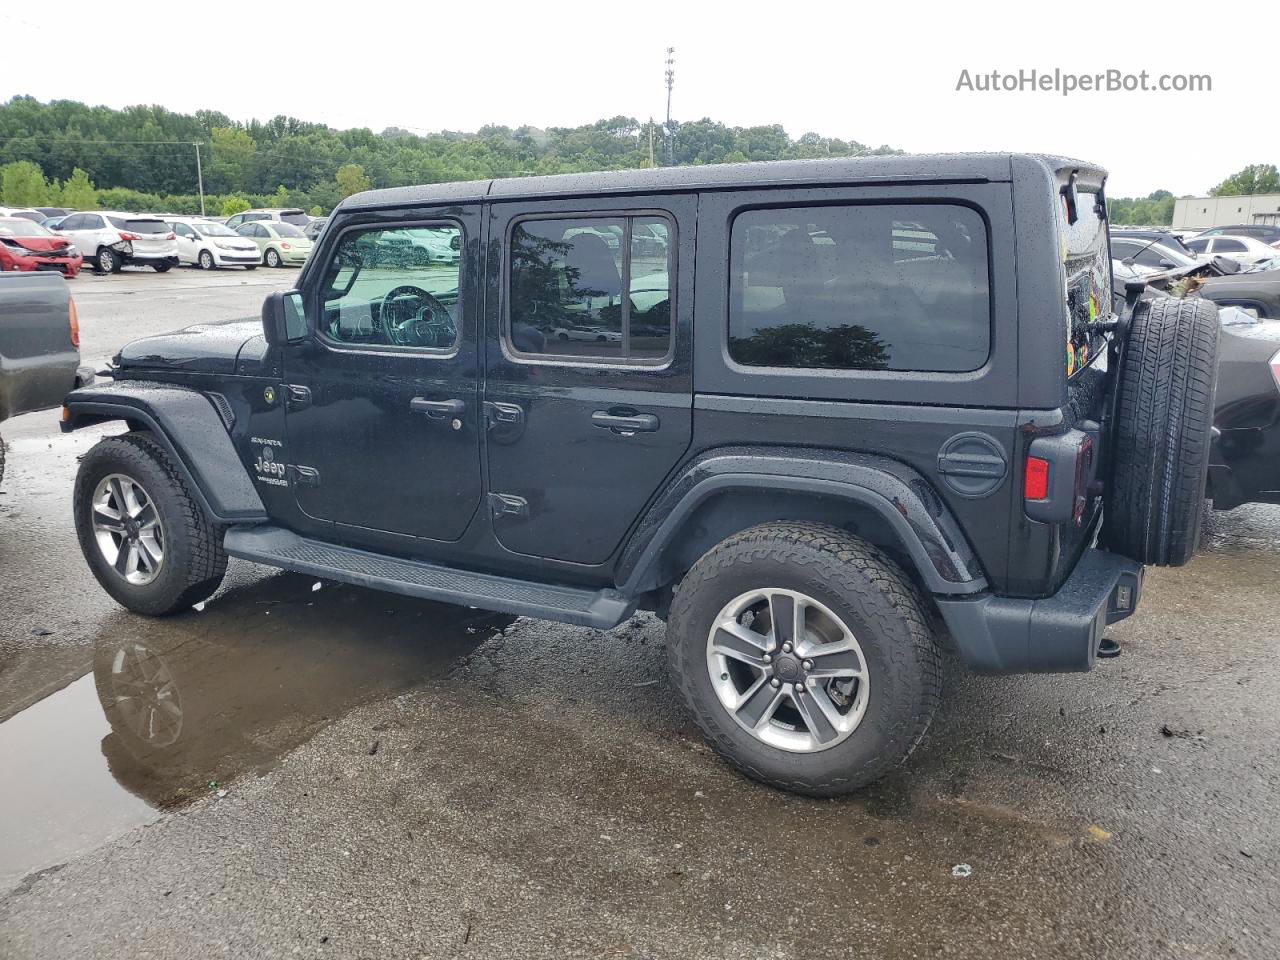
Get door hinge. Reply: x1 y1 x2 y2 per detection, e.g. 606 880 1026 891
483 401 525 429
287 464 321 487
488 492 529 519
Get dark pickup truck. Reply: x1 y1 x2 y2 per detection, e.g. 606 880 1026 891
0 272 90 486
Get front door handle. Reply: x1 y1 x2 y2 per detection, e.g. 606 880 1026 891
591 410 660 434
410 397 467 419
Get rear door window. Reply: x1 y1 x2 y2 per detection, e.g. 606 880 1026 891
507 215 673 362
728 203 990 372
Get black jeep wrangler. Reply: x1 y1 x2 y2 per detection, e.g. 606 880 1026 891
63 155 1220 795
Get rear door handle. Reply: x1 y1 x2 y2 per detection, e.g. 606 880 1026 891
410 397 467 419
591 410 659 434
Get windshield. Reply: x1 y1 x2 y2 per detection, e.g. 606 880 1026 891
127 219 170 235
194 222 237 237
271 222 306 238
107 216 168 234
0 219 54 237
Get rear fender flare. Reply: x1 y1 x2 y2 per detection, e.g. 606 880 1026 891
61 381 266 524
617 448 988 597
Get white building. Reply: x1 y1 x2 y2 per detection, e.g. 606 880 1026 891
1173 194 1280 229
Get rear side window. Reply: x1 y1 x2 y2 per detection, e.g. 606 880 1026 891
507 215 673 363
728 203 990 372
1186 238 1208 253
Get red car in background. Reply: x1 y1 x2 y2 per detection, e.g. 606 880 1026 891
0 217 84 278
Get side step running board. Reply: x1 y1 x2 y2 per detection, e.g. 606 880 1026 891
224 525 636 630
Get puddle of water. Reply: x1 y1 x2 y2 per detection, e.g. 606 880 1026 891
0 572 513 892
0 672 157 891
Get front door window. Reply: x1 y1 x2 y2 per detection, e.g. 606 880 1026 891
317 226 463 350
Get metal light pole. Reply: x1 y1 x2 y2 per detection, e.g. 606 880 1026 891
194 142 206 217
664 47 675 165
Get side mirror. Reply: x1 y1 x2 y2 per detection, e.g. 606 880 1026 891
1158 258 1176 269
261 290 306 346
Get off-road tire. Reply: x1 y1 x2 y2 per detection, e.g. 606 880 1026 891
74 432 227 615
1105 297 1220 566
667 522 942 796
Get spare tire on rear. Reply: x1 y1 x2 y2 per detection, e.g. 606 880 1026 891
1104 297 1220 567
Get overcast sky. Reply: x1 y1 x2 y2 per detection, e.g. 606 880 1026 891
4 2 1276 198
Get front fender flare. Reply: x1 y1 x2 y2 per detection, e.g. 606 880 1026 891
61 380 267 524
617 447 987 597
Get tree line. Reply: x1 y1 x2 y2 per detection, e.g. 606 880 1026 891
1 97 1271 225
1107 165 1278 226
0 95 898 215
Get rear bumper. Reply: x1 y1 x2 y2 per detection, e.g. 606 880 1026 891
935 549 1143 674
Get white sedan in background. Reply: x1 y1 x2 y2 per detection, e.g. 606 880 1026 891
168 218 261 270
1185 234 1280 268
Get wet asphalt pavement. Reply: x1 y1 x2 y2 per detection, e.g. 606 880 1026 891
2 269 1279 958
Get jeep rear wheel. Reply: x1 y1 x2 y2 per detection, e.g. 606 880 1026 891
74 433 227 616
667 522 942 796
1105 297 1220 567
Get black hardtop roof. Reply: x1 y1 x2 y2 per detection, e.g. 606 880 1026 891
340 153 1106 212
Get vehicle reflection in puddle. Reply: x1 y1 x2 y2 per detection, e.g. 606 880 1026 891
0 572 513 890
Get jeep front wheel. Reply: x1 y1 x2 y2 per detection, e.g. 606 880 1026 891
667 522 942 796
74 433 227 616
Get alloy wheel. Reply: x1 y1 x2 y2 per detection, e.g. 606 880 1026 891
91 473 165 585
706 588 870 752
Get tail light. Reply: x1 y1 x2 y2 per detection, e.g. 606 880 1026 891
165 232 176 240
69 296 80 348
1024 456 1050 500
281 243 291 250
1024 429 1097 524
1270 348 1280 390
119 231 141 241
